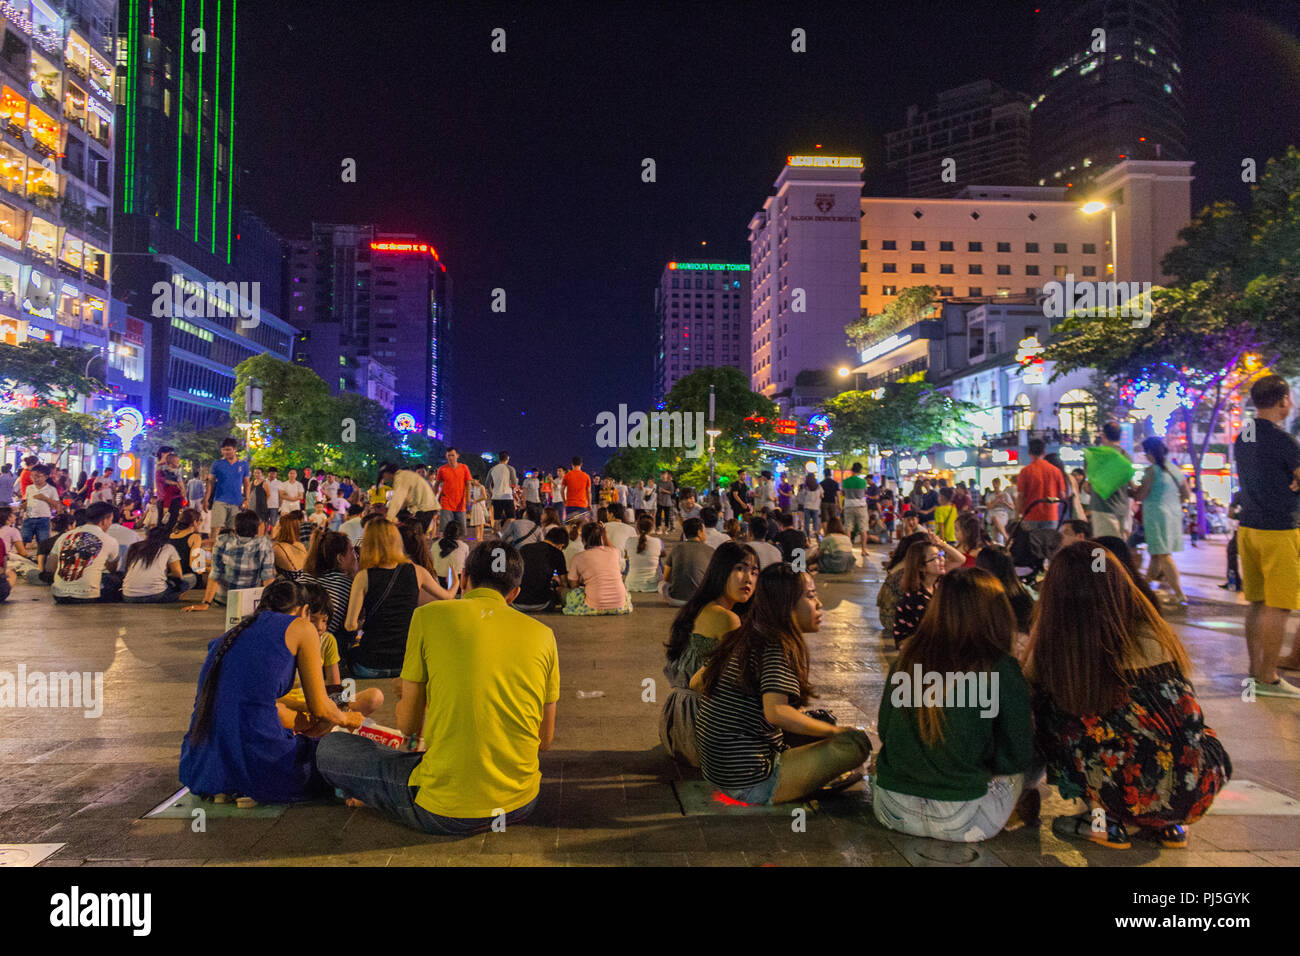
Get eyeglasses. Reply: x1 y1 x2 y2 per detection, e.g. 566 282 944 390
925 555 946 563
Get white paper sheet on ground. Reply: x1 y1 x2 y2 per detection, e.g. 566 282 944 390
0 844 66 866
1207 779 1300 815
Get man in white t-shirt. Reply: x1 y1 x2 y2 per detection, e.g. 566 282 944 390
603 503 637 559
487 452 519 525
278 467 305 515
22 466 60 545
746 516 784 569
522 472 541 522
700 506 730 549
105 515 142 566
52 501 122 603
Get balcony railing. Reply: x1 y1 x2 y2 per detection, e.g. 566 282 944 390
984 428 1091 449
64 60 88 82
83 272 105 290
26 190 59 214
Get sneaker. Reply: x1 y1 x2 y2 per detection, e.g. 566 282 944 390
235 795 259 809
1253 677 1300 698
1052 812 1131 849
1135 824 1188 849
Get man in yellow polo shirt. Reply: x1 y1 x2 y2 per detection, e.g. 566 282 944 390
316 541 559 832
1235 375 1300 697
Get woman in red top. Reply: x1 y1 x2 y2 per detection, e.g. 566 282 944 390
954 512 989 568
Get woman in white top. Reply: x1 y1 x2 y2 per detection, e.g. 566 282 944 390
984 478 1014 545
801 474 824 536
431 521 471 595
122 526 197 602
623 515 664 591
562 520 586 565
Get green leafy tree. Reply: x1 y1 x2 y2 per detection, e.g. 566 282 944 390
0 340 105 400
1048 148 1300 532
821 376 979 482
0 403 108 466
150 416 237 470
845 285 940 349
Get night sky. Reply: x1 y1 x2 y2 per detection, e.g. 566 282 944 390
236 0 1300 471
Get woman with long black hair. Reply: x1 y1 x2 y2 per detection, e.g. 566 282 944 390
179 579 364 807
659 542 758 765
693 564 872 804
1133 435 1191 606
121 525 196 603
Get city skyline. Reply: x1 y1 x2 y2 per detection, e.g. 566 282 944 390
235 0 1300 467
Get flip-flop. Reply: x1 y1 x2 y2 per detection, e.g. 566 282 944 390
1052 811 1131 849
1134 824 1187 849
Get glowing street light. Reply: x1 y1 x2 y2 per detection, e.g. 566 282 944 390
837 366 850 377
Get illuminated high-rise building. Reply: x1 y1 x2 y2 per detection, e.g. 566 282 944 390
287 225 451 440
654 260 750 404
1031 0 1186 193
112 0 296 428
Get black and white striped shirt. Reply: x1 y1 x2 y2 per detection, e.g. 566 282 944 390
695 639 802 788
312 569 354 638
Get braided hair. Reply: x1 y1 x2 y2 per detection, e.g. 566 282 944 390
190 578 311 742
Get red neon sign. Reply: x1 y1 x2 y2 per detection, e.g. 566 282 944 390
370 241 441 262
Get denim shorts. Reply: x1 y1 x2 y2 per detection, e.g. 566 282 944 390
717 753 782 805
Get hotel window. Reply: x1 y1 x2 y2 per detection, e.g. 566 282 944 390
911 264 925 273
1082 265 1097 276
968 241 982 252
911 240 925 251
1083 243 1097 254
881 263 896 273
939 241 954 251
1024 265 1039 276
968 264 983 274
1025 242 1039 253
860 262 868 272
860 240 868 249
996 264 1011 275
881 240 897 250
996 242 1011 253
882 285 897 296
968 287 982 296
939 264 954 274
1054 242 1068 253
1054 265 1068 277
860 285 868 294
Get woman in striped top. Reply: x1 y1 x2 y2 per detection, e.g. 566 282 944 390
305 530 357 640
692 564 872 804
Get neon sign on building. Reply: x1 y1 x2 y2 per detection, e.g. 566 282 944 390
786 155 863 168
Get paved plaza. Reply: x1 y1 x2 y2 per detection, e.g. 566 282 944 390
2 537 1298 867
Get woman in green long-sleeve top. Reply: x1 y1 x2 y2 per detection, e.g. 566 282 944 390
874 567 1036 843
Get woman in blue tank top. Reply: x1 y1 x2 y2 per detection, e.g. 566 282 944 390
180 579 364 804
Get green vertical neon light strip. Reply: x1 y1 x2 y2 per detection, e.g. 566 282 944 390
124 0 138 212
175 0 185 230
210 0 221 253
193 0 204 242
225 0 235 263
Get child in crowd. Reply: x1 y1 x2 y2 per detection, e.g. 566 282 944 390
933 487 958 544
278 581 383 723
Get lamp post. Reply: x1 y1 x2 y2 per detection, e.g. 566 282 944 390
706 428 721 500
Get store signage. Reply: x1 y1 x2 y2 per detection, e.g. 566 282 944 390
860 333 912 364
125 317 144 345
786 155 863 168
393 413 417 432
1058 446 1085 464
944 450 968 467
111 406 144 449
667 262 750 271
1201 453 1227 470
745 415 798 436
1015 335 1045 385
370 241 440 260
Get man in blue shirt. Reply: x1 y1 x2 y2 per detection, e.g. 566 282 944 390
206 437 250 531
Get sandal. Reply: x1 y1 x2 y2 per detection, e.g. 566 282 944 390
1135 824 1187 849
1052 811 1131 849
818 768 865 794
235 796 258 809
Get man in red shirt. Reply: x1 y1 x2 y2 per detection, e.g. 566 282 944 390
560 455 592 523
1015 437 1067 530
434 448 473 534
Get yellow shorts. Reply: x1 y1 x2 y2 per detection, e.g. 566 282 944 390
1239 527 1300 611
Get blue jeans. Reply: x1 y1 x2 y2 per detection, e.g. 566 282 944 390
350 661 403 679
1020 520 1058 532
715 753 782 805
803 509 821 535
873 773 1024 843
122 573 197 603
439 510 466 534
21 516 50 544
315 732 541 835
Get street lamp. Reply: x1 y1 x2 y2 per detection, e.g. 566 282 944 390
706 428 721 500
1081 200 1118 277
837 366 850 377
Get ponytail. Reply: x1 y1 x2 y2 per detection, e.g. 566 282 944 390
190 579 310 743
636 514 652 554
